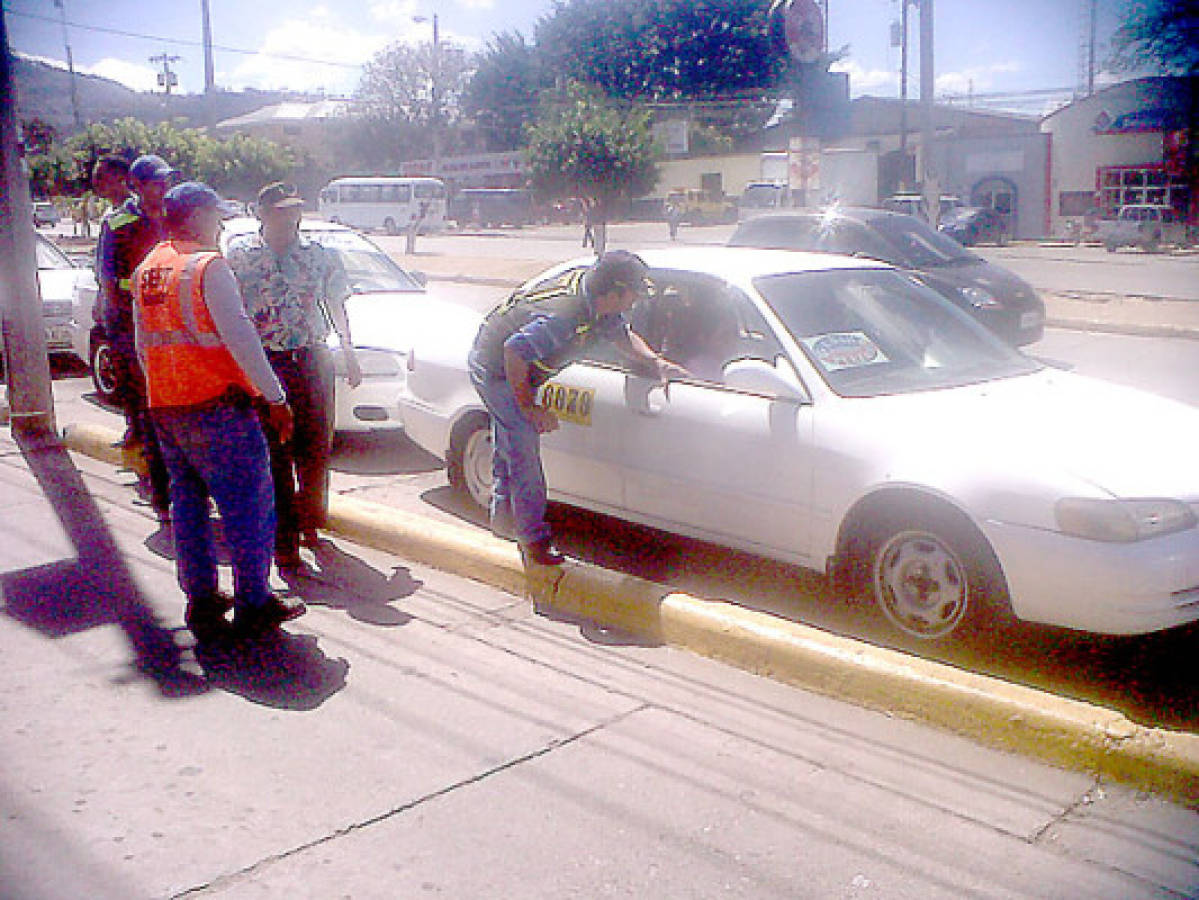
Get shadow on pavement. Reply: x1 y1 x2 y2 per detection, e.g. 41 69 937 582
331 430 442 477
545 504 1199 733
193 630 349 710
5 427 199 695
280 538 420 627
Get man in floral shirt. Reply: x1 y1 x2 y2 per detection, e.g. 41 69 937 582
227 182 362 573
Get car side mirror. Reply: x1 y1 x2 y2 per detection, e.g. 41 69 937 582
723 359 809 403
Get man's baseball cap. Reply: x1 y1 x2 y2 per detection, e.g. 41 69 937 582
163 181 241 221
129 154 178 183
256 181 305 210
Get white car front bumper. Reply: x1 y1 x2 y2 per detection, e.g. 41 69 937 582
984 520 1199 635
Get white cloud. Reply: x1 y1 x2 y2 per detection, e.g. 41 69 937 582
831 59 899 95
225 11 394 94
936 61 1024 97
85 58 160 93
456 0 495 8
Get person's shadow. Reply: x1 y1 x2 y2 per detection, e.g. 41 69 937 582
193 630 349 711
279 538 420 627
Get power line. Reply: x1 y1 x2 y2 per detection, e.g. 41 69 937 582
4 7 362 70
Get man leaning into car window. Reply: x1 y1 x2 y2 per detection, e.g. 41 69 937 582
468 250 688 567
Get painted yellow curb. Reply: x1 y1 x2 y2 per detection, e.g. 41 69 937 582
60 420 1199 805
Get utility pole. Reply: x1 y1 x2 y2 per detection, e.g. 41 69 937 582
200 0 215 94
52 0 82 130
1 12 57 434
898 0 912 175
150 52 181 95
919 0 939 226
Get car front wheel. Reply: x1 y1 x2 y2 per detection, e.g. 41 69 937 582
864 508 1010 642
90 337 121 405
447 413 493 512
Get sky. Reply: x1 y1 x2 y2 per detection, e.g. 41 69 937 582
4 0 1130 114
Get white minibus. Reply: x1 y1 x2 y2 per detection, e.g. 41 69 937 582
317 176 447 234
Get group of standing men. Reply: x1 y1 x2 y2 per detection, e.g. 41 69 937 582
91 154 361 640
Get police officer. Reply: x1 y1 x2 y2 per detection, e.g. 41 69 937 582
468 250 687 566
132 182 304 639
95 153 176 520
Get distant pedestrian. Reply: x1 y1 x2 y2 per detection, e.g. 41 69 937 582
581 197 596 249
95 153 175 521
227 182 362 575
132 181 304 639
666 201 683 241
468 250 687 567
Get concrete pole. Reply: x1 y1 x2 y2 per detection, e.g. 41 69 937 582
201 0 215 94
0 12 57 435
919 0 939 226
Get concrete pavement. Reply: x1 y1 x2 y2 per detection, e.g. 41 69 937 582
55 420 1199 809
3 424 1199 898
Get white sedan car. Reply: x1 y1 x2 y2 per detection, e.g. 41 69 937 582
70 218 425 432
396 247 1199 643
35 233 97 358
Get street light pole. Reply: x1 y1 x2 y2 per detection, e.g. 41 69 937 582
414 13 441 178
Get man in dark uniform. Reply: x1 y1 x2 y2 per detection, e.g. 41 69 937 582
95 153 176 520
468 250 687 566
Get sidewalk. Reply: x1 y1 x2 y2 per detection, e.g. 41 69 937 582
2 426 1197 898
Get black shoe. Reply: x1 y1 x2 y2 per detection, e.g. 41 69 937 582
185 591 234 641
522 538 565 566
233 594 306 636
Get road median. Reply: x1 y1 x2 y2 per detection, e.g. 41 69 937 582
59 420 1199 805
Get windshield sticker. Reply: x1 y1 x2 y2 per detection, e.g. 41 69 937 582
803 332 889 371
539 382 595 426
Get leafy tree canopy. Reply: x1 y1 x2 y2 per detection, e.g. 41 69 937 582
534 0 788 101
462 31 545 151
25 117 295 200
525 81 659 208
1109 0 1199 76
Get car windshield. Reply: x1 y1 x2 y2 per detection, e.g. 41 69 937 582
754 268 1040 398
303 230 425 293
870 215 978 267
35 236 73 270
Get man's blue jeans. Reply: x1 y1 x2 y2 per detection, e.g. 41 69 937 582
469 367 551 546
151 398 276 609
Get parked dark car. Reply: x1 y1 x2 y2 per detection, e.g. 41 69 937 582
729 208 1044 346
939 206 1008 246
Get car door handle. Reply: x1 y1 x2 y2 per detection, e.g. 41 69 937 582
636 383 670 416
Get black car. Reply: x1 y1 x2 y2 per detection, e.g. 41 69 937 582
939 206 1008 246
729 208 1044 346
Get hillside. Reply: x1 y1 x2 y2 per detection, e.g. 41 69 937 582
14 55 310 134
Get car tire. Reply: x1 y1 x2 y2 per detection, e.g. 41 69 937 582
447 412 493 512
90 337 121 406
862 506 1011 642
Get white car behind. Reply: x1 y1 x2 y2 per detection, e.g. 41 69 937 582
394 247 1199 643
67 217 430 434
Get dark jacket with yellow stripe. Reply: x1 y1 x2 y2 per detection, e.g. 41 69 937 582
469 268 629 388
95 197 164 340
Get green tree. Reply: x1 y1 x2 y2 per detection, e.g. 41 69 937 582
463 31 547 151
525 82 659 251
1109 0 1199 76
355 38 473 160
24 117 295 201
534 0 788 101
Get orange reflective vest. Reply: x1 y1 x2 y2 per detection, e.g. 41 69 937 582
132 240 257 409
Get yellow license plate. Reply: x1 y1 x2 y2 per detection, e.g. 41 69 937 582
539 382 594 426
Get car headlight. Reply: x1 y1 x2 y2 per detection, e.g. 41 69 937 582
336 348 402 378
1055 497 1198 542
959 285 1001 308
